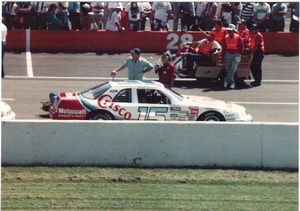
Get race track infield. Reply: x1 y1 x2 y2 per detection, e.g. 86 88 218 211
2 167 298 210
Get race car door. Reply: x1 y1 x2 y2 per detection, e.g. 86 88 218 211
134 88 171 121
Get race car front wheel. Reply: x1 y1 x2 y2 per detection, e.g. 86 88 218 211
89 111 113 120
197 111 226 121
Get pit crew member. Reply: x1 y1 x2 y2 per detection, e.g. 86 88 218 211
155 52 176 89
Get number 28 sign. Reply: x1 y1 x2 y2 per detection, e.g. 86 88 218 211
166 33 194 50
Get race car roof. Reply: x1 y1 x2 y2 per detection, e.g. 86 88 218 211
109 80 164 89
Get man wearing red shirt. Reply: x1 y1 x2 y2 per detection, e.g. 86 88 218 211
175 33 222 77
238 19 250 48
249 24 265 87
223 24 244 89
155 52 176 89
211 20 227 47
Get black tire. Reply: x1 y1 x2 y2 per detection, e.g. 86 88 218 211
88 111 113 120
197 111 226 121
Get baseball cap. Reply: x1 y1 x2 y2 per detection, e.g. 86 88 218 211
130 48 141 55
227 24 236 31
161 52 171 60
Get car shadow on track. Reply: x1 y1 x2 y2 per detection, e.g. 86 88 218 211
37 114 50 119
173 80 252 92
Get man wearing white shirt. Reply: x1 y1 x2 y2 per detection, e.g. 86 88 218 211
125 2 143 31
253 2 271 32
151 2 172 31
105 7 123 32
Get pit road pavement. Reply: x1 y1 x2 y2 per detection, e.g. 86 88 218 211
1 52 298 122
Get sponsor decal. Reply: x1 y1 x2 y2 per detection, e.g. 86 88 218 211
170 114 178 120
77 92 97 111
98 95 132 120
58 108 87 115
170 106 181 112
60 92 66 97
189 106 199 115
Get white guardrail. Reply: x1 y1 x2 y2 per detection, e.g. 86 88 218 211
1 121 298 169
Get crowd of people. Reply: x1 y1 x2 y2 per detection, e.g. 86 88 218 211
2 2 299 32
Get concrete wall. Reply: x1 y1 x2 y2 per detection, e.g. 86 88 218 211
1 121 298 169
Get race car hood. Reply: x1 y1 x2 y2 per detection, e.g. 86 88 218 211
49 91 78 104
58 92 78 99
182 95 246 113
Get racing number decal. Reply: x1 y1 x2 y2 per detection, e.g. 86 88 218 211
166 33 194 50
138 107 168 120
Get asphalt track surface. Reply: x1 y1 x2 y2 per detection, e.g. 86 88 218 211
1 52 299 122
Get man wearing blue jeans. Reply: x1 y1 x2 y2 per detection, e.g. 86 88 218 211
223 24 244 89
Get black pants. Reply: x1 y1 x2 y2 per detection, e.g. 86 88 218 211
2 41 6 78
271 18 284 32
140 16 148 30
250 50 264 84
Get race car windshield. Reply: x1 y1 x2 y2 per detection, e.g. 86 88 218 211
81 82 111 99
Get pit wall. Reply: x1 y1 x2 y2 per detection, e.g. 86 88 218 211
7 30 299 54
2 121 298 169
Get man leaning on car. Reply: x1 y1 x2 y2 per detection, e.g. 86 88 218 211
111 48 154 80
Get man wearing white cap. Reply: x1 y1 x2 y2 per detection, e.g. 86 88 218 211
111 48 154 80
223 23 244 89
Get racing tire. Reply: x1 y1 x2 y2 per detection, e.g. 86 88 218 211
88 111 114 120
197 111 226 121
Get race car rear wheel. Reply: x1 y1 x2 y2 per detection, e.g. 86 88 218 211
89 111 113 120
197 111 226 121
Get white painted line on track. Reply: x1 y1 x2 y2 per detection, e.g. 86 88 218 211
26 29 33 77
233 102 298 105
4 76 299 83
26 52 33 77
1 98 15 101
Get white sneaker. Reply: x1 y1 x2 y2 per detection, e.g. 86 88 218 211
224 82 228 88
229 83 235 89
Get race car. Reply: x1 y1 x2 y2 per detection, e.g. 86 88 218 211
41 80 252 121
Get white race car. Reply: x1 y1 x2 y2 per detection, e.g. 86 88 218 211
43 80 252 121
1 101 16 120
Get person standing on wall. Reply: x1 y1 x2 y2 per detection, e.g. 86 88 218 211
223 24 244 89
111 48 154 80
249 24 265 87
2 19 7 78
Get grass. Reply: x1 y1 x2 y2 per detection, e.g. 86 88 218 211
1 167 298 210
